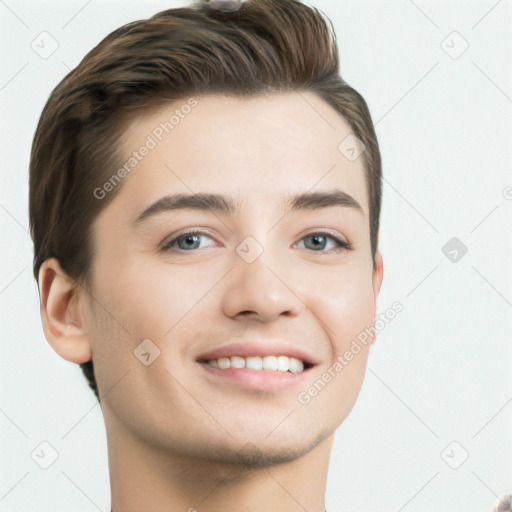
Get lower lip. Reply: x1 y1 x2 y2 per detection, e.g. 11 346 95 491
198 362 312 391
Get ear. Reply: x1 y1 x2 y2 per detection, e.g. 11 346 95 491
372 251 384 297
370 251 384 345
38 258 92 364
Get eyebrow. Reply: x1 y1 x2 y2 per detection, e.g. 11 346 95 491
132 189 363 226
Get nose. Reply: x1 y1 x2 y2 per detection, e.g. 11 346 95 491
220 245 305 323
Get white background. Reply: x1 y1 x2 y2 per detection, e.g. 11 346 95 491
0 1 511 511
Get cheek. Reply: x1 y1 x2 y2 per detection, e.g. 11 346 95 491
85 264 203 431
295 266 374 427
99 258 223 347
302 262 376 358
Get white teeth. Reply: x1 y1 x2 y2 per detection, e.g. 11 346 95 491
204 355 307 373
217 357 231 369
262 356 277 371
288 358 304 374
245 356 263 370
276 355 289 372
230 356 246 368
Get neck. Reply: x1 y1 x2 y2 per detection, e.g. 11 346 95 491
105 411 333 512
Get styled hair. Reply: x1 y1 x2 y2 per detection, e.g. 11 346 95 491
29 0 382 402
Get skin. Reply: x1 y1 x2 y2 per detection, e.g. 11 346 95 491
39 92 383 512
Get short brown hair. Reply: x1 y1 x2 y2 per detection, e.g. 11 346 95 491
29 0 382 402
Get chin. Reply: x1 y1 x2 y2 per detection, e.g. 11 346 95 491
198 429 329 471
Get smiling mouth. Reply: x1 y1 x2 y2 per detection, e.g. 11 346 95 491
197 355 314 374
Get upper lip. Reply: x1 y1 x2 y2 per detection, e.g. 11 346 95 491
196 341 319 366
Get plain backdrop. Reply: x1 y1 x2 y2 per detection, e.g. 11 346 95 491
1 1 511 511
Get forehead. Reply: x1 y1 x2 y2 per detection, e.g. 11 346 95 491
113 92 369 220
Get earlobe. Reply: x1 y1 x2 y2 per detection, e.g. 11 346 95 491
38 258 92 364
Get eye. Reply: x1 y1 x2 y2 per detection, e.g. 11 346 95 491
160 230 352 254
161 230 216 251
295 232 352 254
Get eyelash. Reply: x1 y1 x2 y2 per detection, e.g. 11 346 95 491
160 229 353 254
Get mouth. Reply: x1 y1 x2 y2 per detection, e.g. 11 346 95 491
195 344 318 392
197 355 314 373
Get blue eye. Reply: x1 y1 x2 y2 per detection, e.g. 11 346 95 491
161 230 352 253
295 232 352 253
161 231 216 251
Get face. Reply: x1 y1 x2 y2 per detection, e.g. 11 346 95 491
83 92 382 466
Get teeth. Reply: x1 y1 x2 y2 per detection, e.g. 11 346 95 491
230 356 246 368
246 356 262 370
205 355 306 373
262 355 277 371
277 355 289 372
288 358 304 374
217 357 231 369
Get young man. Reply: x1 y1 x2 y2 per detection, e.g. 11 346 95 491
30 0 384 510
